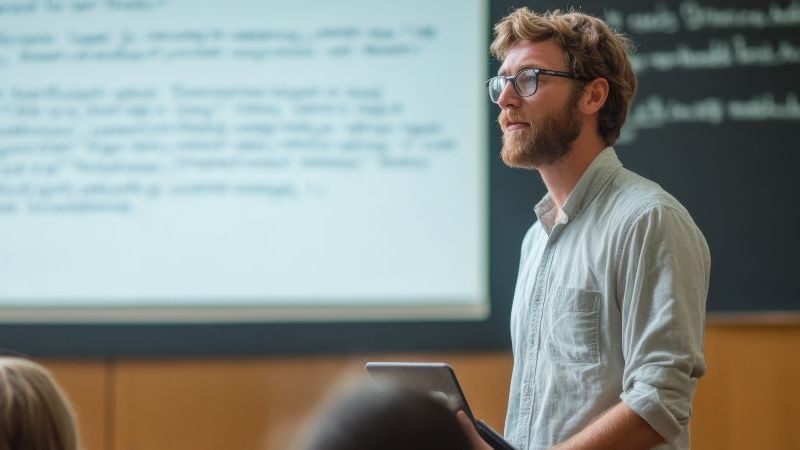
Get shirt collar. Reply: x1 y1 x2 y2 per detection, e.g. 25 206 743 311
534 147 623 233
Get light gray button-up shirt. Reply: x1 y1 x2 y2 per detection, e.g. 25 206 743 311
504 147 710 450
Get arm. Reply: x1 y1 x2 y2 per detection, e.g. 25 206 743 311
615 204 710 444
550 401 663 450
457 402 661 450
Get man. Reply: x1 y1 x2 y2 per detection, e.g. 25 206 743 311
459 7 710 450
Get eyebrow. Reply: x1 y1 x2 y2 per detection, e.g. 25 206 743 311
497 64 543 76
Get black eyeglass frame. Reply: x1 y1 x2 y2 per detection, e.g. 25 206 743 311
486 68 582 103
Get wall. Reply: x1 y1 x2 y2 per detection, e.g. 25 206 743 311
44 324 800 450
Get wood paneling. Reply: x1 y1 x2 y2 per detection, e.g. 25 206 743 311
691 325 800 450
44 360 110 450
110 353 511 450
35 325 800 450
112 357 346 450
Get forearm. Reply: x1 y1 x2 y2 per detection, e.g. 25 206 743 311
551 401 665 450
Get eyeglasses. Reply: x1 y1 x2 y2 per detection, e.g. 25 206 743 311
486 68 581 103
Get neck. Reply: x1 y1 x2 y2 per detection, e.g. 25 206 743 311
538 131 606 209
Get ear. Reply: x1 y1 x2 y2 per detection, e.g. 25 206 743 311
578 78 609 115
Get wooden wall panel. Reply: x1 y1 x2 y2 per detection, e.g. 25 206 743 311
43 360 110 450
691 325 800 450
111 353 511 450
111 357 342 450
32 325 800 450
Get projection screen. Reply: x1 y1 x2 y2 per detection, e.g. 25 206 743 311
0 0 489 322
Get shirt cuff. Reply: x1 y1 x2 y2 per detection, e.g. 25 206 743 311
619 366 696 443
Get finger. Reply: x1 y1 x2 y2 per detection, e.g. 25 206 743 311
457 411 491 450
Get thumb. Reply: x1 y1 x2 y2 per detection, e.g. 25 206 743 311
457 411 492 450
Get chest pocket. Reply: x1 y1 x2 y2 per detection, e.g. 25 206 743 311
547 286 601 364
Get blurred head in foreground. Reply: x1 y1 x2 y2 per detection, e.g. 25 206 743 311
0 357 80 450
300 381 472 450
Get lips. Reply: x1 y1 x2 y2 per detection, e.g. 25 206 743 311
505 121 530 131
499 111 531 132
500 112 530 131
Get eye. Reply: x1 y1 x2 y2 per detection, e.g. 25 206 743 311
516 70 538 95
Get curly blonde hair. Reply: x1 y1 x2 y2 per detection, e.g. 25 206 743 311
491 8 637 145
0 357 80 450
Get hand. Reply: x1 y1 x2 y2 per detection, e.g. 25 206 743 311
457 410 494 450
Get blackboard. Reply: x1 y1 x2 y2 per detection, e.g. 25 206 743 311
491 0 800 314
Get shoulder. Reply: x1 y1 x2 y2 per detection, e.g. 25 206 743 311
604 169 709 264
605 167 695 225
600 168 708 263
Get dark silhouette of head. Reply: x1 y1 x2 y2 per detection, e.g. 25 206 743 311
302 381 472 450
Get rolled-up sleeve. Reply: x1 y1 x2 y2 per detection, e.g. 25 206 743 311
616 203 711 443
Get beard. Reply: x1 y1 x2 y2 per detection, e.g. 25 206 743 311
499 90 582 169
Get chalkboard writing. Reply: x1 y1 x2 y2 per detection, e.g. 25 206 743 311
492 0 800 313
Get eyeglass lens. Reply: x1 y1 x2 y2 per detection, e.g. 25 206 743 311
488 69 538 103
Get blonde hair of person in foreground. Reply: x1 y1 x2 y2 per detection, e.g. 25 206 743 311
0 356 81 450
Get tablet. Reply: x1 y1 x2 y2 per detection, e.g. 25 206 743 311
365 361 517 450
365 362 475 420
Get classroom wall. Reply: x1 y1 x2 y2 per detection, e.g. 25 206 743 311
44 324 800 450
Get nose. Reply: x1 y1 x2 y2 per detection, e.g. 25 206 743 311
496 79 521 110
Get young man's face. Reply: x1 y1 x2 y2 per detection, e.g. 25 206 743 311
496 39 583 168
